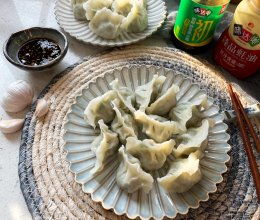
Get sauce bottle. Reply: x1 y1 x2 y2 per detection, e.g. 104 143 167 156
171 0 230 53
214 0 260 79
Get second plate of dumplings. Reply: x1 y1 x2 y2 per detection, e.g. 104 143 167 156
64 65 230 219
55 0 166 46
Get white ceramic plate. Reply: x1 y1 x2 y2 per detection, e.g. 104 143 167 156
55 0 167 46
64 65 230 220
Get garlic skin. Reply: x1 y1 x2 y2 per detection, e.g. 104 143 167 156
35 99 49 118
0 119 25 134
0 80 34 113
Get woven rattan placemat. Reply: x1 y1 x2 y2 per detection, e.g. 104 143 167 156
19 46 260 220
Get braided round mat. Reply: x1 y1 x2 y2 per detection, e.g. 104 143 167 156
19 46 260 220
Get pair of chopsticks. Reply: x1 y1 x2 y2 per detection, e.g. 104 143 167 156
227 84 260 202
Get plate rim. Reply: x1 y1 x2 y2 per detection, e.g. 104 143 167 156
54 0 167 47
63 65 231 220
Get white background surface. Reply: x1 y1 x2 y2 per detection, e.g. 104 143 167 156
0 1 258 220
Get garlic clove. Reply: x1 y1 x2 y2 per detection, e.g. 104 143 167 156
35 98 49 118
0 80 34 113
0 119 25 134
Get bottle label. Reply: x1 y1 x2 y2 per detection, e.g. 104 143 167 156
174 0 229 47
230 22 260 49
214 29 260 79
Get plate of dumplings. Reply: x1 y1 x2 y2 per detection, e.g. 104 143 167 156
55 0 166 46
64 65 230 219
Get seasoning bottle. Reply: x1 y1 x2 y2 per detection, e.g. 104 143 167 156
214 0 260 79
171 0 230 53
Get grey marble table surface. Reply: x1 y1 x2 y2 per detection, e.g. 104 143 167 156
0 1 259 220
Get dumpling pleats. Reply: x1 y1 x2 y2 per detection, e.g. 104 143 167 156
146 84 179 116
126 137 175 171
116 147 154 193
135 74 166 111
91 120 119 174
84 90 117 128
172 119 210 158
157 152 202 193
111 100 138 144
89 8 124 39
134 110 180 143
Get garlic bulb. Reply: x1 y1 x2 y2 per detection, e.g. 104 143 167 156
35 99 49 118
0 119 24 134
0 80 34 113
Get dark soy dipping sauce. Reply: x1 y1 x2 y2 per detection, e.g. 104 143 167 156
18 38 61 66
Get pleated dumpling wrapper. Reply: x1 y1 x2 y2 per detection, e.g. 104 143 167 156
157 152 202 193
116 147 154 193
172 119 213 158
134 110 181 143
91 120 119 174
112 0 133 16
71 0 87 20
135 74 166 111
89 8 124 39
111 100 138 144
169 94 209 132
84 90 117 128
83 0 113 20
121 0 148 33
110 79 136 113
126 137 175 171
146 83 180 116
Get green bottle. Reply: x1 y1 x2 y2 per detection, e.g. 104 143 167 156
172 0 230 53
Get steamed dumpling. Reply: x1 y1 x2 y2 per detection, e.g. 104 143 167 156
116 147 154 193
112 0 133 16
71 0 87 20
121 0 148 33
134 110 180 143
110 79 136 113
84 90 117 128
126 137 175 171
169 94 208 132
91 120 119 174
83 0 113 20
111 100 138 144
157 152 202 193
89 8 124 39
146 84 180 116
172 119 210 158
135 75 166 111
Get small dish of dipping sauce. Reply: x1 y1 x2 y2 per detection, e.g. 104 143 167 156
3 27 68 71
18 38 61 66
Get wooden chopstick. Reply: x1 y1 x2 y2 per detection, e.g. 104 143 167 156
227 84 260 202
234 92 260 153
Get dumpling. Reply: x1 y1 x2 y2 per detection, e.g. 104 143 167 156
157 152 202 193
148 114 168 122
84 90 117 128
134 110 180 143
146 84 180 116
121 0 148 33
71 0 87 20
116 147 154 193
91 120 119 174
110 79 136 113
83 0 113 20
169 94 208 132
111 100 138 144
89 8 124 39
90 135 102 153
172 119 210 158
112 0 133 16
126 137 175 171
135 75 166 111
